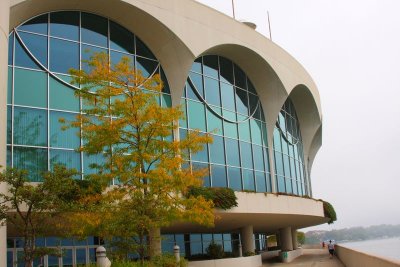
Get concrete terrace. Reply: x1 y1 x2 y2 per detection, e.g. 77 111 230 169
263 249 345 267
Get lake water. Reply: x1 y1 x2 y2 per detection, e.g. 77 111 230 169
341 237 400 262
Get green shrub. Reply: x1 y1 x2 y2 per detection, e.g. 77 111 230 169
151 253 188 267
206 241 224 259
322 201 337 224
188 187 238 210
243 251 255 257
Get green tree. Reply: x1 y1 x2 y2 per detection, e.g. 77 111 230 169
68 53 214 261
0 166 92 267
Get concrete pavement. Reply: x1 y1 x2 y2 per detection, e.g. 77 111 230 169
262 249 345 267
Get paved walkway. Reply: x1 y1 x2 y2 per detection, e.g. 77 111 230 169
262 249 345 267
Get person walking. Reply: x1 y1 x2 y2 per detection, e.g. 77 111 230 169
327 240 335 258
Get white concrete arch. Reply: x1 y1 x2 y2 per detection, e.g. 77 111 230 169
288 84 322 176
10 0 322 115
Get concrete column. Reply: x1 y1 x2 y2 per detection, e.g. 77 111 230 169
292 229 298 249
0 1 10 266
240 225 255 254
149 228 161 257
279 227 293 251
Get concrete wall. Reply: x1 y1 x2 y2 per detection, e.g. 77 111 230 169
336 245 400 267
0 0 10 265
279 248 303 263
189 255 262 267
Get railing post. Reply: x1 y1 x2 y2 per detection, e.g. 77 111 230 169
96 246 111 267
174 244 180 265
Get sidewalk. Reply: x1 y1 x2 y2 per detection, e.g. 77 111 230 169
262 249 345 267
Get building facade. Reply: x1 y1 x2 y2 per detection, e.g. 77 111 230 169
0 0 325 266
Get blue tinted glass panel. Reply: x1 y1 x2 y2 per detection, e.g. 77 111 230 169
234 64 246 89
49 76 80 112
283 155 291 177
240 141 252 169
252 145 264 171
14 107 47 146
189 72 204 98
285 178 292 193
8 33 13 65
204 77 220 106
247 79 257 94
273 129 282 152
7 251 13 267
76 249 86 265
242 169 255 191
203 55 219 78
228 167 241 191
223 111 238 139
84 153 105 175
7 146 11 167
211 164 227 187
110 21 134 53
192 162 210 187
50 11 79 41
81 13 108 47
15 37 40 69
19 14 48 34
50 38 79 74
277 175 285 192
136 56 158 78
162 94 172 108
274 151 284 176
207 107 223 135
50 111 80 149
7 67 12 104
221 82 235 111
13 147 47 182
7 107 12 144
188 100 206 131
14 68 47 108
219 57 234 84
19 32 47 67
63 249 73 266
50 149 81 172
238 117 251 142
255 171 266 192
110 51 134 68
191 58 202 73
225 138 240 166
251 120 262 145
135 37 156 59
209 135 225 164
81 44 107 73
190 234 202 256
186 80 198 101
236 88 248 115
191 139 208 163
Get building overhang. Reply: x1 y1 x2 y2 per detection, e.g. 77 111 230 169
163 192 329 234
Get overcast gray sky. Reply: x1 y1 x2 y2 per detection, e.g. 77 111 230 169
197 0 400 231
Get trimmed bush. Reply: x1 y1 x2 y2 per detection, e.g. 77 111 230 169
187 187 238 210
206 241 224 259
323 201 337 224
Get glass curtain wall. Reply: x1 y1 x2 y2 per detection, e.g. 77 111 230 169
180 56 271 192
6 11 171 182
273 99 309 196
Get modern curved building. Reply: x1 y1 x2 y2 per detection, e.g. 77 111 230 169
0 0 325 266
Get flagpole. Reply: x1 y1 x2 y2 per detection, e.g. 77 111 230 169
231 0 236 19
267 11 272 41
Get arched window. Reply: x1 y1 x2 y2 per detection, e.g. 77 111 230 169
6 11 170 181
180 55 271 192
273 99 309 196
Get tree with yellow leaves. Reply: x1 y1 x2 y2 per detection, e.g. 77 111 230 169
67 53 214 261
